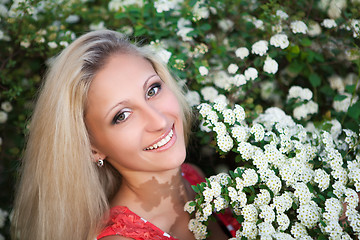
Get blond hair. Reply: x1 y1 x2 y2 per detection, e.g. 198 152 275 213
12 30 192 240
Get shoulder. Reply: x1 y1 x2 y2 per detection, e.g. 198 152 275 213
185 163 206 178
181 163 207 185
99 236 133 240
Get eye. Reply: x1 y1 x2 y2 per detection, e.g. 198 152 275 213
112 109 131 124
146 82 161 99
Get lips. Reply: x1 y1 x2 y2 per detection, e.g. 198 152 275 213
144 127 174 150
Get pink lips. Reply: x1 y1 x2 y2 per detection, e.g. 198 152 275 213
144 125 176 152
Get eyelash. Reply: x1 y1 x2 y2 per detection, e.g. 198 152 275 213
146 82 162 99
112 82 162 124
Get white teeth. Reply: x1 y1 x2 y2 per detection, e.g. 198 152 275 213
146 129 173 150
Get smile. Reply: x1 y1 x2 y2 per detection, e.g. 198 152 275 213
145 129 174 150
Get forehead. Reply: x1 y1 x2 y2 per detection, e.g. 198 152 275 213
89 53 155 90
85 54 157 113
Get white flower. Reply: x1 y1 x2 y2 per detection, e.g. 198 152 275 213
293 101 318 120
270 33 289 49
90 21 106 30
47 41 58 49
198 66 209 76
217 134 233 152
231 125 249 142
234 104 246 122
218 19 234 32
213 71 232 90
333 93 358 112
1 101 12 112
223 109 235 125
294 182 313 204
235 47 249 59
322 18 337 28
20 40 30 48
253 19 264 30
158 48 172 64
291 222 308 238
244 67 258 81
314 169 330 191
276 10 289 20
287 86 313 101
0 111 8 124
238 221 258 239
185 91 200 107
258 222 276 237
232 74 246 86
59 41 69 48
192 0 209 21
277 213 290 231
327 2 342 19
188 218 208 239
177 18 194 41
242 204 258 222
184 201 195 214
251 40 268 56
251 123 265 142
290 20 308 34
263 57 278 74
154 0 181 13
254 189 271 207
308 22 322 36
200 86 218 102
259 205 275 223
328 75 344 92
227 63 238 74
65 15 80 24
297 201 321 228
242 168 258 186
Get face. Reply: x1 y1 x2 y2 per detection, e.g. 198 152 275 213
85 53 186 174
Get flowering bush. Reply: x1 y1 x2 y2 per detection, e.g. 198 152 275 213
0 0 359 239
186 103 359 239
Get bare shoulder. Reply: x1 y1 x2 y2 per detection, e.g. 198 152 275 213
99 236 134 240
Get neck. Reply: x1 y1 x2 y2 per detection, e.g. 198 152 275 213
111 166 190 212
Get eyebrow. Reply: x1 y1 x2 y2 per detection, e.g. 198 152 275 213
105 74 158 119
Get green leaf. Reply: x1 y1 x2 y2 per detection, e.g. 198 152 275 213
334 94 348 101
309 73 321 87
317 234 327 240
192 185 199 193
189 201 196 206
307 182 314 193
289 45 300 54
318 194 326 201
345 84 356 93
300 37 312 47
287 61 304 75
348 101 360 120
134 25 147 36
199 23 211 32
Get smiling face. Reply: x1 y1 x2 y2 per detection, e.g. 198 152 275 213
85 53 186 174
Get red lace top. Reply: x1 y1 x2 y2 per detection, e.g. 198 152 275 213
97 163 240 239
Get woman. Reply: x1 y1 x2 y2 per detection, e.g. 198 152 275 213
12 30 238 240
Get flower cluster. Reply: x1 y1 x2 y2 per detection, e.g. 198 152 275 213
189 103 360 239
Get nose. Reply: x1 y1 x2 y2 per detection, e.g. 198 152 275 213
142 104 167 132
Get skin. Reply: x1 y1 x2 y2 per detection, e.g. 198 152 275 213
85 53 229 240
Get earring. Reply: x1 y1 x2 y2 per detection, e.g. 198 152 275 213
97 159 104 167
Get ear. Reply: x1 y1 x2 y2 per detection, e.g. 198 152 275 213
91 146 107 162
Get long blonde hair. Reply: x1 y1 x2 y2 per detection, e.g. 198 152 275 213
12 29 192 240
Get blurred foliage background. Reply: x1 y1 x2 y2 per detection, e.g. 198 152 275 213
0 0 359 238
